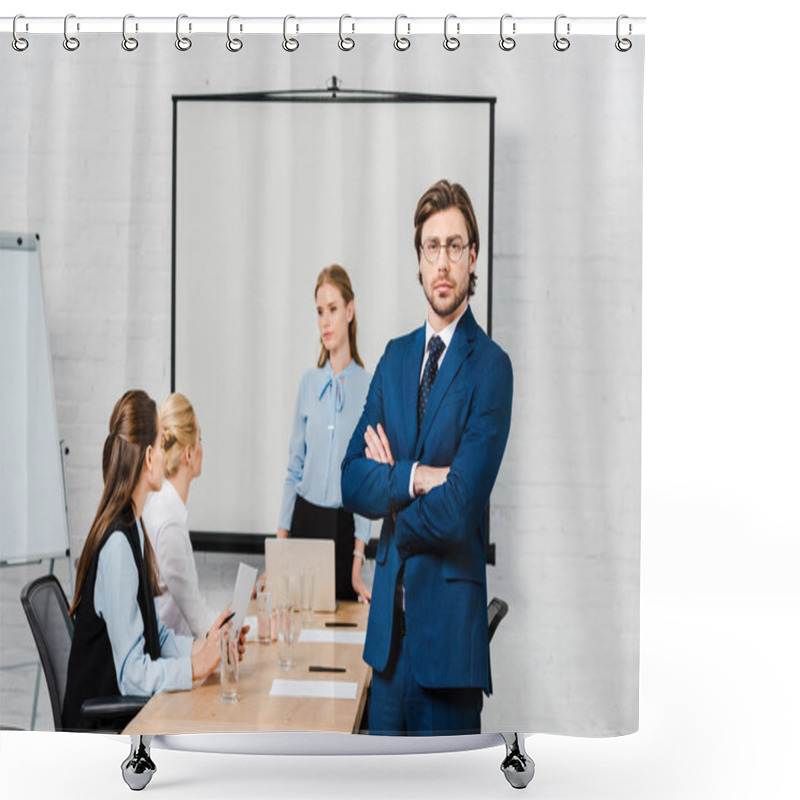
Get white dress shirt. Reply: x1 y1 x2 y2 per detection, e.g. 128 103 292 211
409 307 469 497
142 479 217 638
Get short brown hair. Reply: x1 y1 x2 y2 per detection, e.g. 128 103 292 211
414 179 480 297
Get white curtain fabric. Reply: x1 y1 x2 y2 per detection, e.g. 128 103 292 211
0 33 643 735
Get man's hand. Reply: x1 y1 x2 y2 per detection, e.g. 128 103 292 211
364 423 394 466
413 465 450 496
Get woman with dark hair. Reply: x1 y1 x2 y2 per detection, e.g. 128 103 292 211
277 265 373 602
62 389 245 731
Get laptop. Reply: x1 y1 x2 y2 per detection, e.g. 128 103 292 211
264 538 337 612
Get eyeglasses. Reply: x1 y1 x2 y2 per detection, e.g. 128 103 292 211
421 237 470 264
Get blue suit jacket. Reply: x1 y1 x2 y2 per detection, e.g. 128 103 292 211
341 307 513 694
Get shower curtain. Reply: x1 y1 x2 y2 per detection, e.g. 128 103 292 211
0 25 643 738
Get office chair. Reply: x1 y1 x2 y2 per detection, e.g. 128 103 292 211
20 574 147 732
487 596 509 642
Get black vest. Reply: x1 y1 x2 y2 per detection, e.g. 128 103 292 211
62 512 161 731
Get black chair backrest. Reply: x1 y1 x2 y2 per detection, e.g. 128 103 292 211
20 575 74 731
487 596 509 643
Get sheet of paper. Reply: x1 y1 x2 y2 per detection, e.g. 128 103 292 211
230 562 258 631
269 679 358 700
297 629 366 646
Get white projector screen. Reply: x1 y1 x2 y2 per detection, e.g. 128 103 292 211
174 93 493 538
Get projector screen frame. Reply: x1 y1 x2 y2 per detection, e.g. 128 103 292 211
170 83 497 562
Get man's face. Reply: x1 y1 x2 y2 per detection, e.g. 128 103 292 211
418 207 476 327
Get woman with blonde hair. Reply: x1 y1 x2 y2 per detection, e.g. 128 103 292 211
142 392 216 638
278 265 372 602
63 390 243 731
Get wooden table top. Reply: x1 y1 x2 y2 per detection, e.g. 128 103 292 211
123 601 371 735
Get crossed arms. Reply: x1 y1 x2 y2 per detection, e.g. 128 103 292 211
363 423 450 497
341 345 513 558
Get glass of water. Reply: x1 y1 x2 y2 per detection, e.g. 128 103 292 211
220 627 239 702
256 578 272 644
277 603 295 671
299 568 314 628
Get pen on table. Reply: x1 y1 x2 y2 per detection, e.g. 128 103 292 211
309 666 347 673
324 622 358 628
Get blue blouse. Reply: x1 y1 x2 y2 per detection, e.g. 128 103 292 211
93 518 193 695
279 360 372 543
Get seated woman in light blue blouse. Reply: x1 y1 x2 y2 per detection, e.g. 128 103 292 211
62 390 246 731
278 265 372 602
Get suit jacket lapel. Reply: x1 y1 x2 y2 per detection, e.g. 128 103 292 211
402 326 425 456
414 307 477 460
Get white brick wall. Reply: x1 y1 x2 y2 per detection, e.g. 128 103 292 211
1 34 642 735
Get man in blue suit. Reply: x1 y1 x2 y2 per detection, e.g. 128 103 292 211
341 180 513 735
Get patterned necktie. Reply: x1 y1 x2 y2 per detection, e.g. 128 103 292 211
418 335 445 429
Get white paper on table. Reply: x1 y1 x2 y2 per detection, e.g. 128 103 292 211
244 614 258 641
297 629 366 646
230 562 258 631
269 679 358 700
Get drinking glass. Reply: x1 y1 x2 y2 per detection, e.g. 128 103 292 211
277 603 295 671
220 627 239 702
256 578 272 644
299 568 314 627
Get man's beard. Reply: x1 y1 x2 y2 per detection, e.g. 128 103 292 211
421 272 469 319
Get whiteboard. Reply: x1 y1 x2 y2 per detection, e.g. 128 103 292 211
173 96 493 536
0 233 70 563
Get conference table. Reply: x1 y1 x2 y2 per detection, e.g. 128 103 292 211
123 601 371 735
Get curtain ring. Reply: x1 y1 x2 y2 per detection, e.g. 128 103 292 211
615 15 632 52
226 15 243 52
394 15 410 51
176 14 192 51
553 14 570 52
63 13 80 52
338 14 355 51
499 14 516 51
443 14 460 51
121 14 138 51
283 15 299 52
12 14 29 52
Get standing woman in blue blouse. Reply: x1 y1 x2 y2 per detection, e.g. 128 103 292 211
278 265 372 602
63 390 244 731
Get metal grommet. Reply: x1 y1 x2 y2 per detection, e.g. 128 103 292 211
394 14 410 51
443 14 460 51
226 15 243 52
553 14 570 52
63 13 80 51
615 14 632 52
499 14 516 51
338 14 355 51
12 14 29 52
283 15 299 52
176 14 192 51
121 14 138 51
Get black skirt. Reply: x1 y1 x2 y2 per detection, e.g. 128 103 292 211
290 494 358 602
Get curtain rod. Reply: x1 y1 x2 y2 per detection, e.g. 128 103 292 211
1 16 646 37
